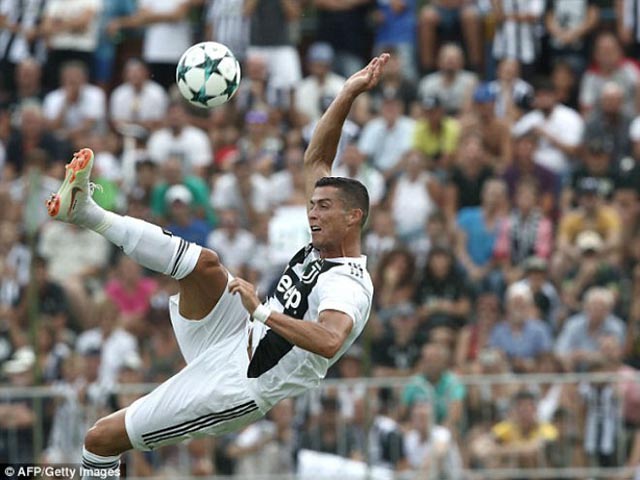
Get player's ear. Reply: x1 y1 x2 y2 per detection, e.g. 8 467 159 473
347 208 364 227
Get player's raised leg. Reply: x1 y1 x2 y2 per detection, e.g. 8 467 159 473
46 148 228 320
46 149 230 478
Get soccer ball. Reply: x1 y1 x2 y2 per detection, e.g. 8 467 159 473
176 42 241 109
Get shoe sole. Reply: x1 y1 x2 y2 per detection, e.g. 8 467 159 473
46 148 94 220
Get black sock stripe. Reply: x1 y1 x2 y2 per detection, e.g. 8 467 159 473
144 403 258 446
141 400 256 440
170 239 188 277
82 459 119 469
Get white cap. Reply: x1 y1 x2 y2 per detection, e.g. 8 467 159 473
630 116 640 142
165 184 193 205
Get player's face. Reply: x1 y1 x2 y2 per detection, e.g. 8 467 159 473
308 186 351 252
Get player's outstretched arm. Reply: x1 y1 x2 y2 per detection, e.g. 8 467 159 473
229 278 352 358
303 53 390 198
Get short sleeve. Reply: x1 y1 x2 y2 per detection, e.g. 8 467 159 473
316 268 371 328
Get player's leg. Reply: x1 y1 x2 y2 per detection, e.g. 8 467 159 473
46 148 228 319
81 409 130 480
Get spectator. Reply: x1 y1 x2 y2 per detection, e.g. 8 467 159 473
551 60 580 110
314 0 372 77
109 59 169 133
545 0 599 74
146 101 212 178
488 283 553 373
109 0 192 90
418 43 477 117
414 245 472 341
164 185 212 247
295 43 346 125
579 31 640 118
582 82 633 164
389 150 440 242
246 0 302 102
404 401 463 476
491 0 545 78
211 155 272 226
567 139 620 206
515 256 562 331
555 287 625 372
372 0 418 80
372 249 416 322
502 131 558 217
455 289 501 369
368 47 417 115
8 58 45 113
616 0 640 57
489 58 534 123
555 177 622 276
455 177 507 283
75 297 139 388
471 390 558 468
333 143 385 207
413 95 461 169
358 90 415 178
0 0 46 94
40 0 101 89
205 0 250 62
418 0 481 73
460 83 512 172
234 54 277 115
494 179 554 278
512 77 584 177
372 303 422 377
206 209 255 276
402 342 466 433
42 62 106 145
446 133 494 213
105 255 157 324
5 103 68 176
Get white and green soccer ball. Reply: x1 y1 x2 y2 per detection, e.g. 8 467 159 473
176 42 241 109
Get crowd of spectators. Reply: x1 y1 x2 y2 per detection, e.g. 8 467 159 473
1 0 640 477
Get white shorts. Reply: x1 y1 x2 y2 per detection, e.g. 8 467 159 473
124 275 266 451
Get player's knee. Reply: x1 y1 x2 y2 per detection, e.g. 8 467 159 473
84 418 121 456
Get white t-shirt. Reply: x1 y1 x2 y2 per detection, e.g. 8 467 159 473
206 228 256 274
333 164 386 206
512 105 584 175
295 73 346 123
404 425 460 470
358 116 415 172
392 173 436 238
43 85 106 131
109 80 169 124
44 0 102 51
146 126 212 172
247 244 373 409
140 0 191 63
211 172 272 214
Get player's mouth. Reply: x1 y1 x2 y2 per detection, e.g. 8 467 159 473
310 226 321 234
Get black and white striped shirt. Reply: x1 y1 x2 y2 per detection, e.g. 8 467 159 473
492 0 544 65
0 0 46 63
206 0 249 60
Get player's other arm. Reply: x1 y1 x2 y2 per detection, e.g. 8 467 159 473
303 54 389 198
229 278 353 359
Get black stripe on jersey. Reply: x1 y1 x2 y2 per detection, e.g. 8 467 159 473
82 459 119 469
141 400 256 444
170 238 187 277
247 244 341 378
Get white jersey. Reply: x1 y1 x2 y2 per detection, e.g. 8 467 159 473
246 244 373 409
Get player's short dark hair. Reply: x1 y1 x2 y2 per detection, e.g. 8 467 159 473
315 176 370 227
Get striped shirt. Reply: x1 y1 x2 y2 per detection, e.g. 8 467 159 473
206 0 249 60
0 0 46 63
492 0 544 64
622 0 640 43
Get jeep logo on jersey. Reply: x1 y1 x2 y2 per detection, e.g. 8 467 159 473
247 245 342 378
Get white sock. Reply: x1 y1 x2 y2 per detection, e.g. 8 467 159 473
81 201 201 280
81 446 121 479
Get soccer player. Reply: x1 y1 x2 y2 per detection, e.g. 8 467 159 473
46 54 389 479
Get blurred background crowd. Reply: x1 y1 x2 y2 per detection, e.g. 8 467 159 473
1 0 640 478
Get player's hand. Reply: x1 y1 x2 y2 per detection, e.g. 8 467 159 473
342 53 390 98
228 277 260 315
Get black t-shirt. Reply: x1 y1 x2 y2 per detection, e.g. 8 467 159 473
414 271 472 329
250 0 292 47
372 333 422 371
570 168 620 200
6 130 69 174
449 165 494 209
316 3 372 58
545 0 598 51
